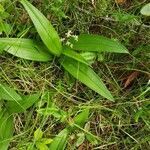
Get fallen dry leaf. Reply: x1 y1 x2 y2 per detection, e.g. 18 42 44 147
124 71 139 88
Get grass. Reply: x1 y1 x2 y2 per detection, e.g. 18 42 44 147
0 0 150 149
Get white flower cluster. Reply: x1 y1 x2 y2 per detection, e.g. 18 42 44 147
61 30 79 48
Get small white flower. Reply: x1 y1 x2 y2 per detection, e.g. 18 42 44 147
66 41 71 46
92 0 95 5
72 35 78 41
66 41 73 48
70 43 73 48
60 38 65 42
65 30 72 38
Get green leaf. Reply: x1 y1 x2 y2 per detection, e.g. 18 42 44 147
34 128 43 141
6 93 40 113
62 46 89 65
0 22 11 35
71 34 128 53
0 38 52 62
112 12 137 23
20 0 62 56
74 109 89 128
36 142 49 150
0 83 22 102
27 143 36 150
0 4 4 13
37 106 67 122
61 57 114 101
80 52 97 64
141 3 150 16
76 133 85 147
0 110 13 150
84 122 99 145
0 45 4 53
41 138 53 145
49 128 69 150
86 133 98 145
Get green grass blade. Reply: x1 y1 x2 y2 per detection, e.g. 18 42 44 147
0 84 27 112
71 34 128 53
74 109 89 128
0 110 13 150
49 128 69 150
6 93 40 113
62 46 89 65
0 38 52 62
20 0 62 56
61 57 114 101
0 83 22 102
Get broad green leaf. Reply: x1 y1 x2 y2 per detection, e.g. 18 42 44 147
62 46 89 65
0 83 22 102
0 38 52 62
141 3 150 16
34 128 43 141
49 128 69 150
70 34 128 53
61 57 114 101
80 52 97 64
74 109 89 128
0 110 13 150
6 93 40 113
20 0 62 56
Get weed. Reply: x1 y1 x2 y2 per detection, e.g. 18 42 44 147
0 0 150 150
